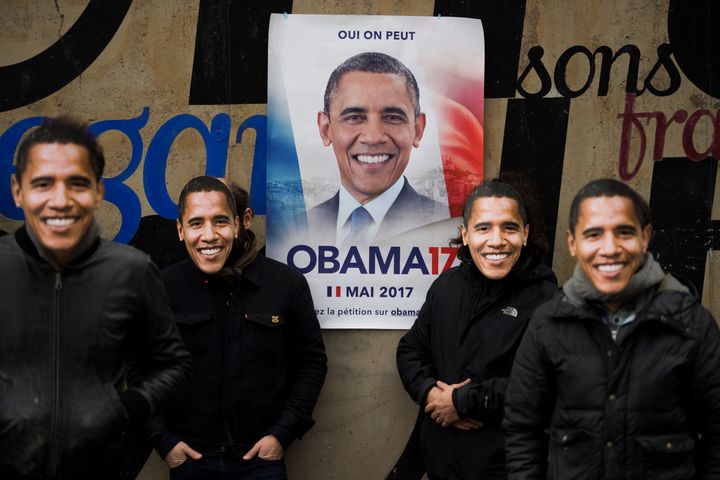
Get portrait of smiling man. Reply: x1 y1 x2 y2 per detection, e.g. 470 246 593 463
503 178 720 479
309 51 448 245
0 117 191 480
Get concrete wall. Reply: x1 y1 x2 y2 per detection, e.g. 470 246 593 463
1 1 717 479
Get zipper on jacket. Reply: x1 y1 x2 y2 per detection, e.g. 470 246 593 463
49 271 63 476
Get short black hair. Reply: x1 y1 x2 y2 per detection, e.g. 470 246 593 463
223 180 251 215
177 176 237 221
324 52 421 117
568 178 652 234
15 116 104 182
450 175 551 262
460 180 528 227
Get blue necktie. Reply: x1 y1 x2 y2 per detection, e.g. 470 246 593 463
346 206 374 245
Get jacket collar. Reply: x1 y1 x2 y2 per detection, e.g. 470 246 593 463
553 282 695 338
187 253 263 289
15 223 101 269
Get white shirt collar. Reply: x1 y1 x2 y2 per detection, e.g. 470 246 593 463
336 176 406 244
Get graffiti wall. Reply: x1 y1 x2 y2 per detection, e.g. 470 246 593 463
1 1 717 479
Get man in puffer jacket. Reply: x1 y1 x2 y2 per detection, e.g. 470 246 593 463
503 178 720 480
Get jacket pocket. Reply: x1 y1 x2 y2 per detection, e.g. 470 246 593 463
636 433 695 480
548 429 598 480
174 313 213 356
244 311 285 359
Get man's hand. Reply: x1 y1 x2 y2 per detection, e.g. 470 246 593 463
452 418 484 431
243 434 284 461
424 379 471 427
164 441 202 469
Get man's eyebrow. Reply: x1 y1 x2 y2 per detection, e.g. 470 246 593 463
471 221 521 229
615 224 638 231
29 176 54 185
472 221 491 229
339 107 366 116
581 226 602 235
67 175 92 184
382 106 410 118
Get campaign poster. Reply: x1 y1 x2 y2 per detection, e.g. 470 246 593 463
266 14 484 328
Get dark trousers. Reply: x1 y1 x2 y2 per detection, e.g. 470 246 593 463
169 456 287 480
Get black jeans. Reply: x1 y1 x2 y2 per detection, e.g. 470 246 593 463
169 456 287 480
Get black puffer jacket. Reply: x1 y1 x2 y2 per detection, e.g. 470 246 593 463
503 277 720 480
397 253 557 479
0 227 192 479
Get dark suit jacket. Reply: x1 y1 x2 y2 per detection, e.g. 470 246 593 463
304 178 448 244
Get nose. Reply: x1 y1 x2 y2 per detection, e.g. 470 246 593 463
360 117 387 145
199 222 217 242
48 184 70 209
599 232 619 256
487 227 503 246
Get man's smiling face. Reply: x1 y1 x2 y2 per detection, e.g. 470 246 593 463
318 71 426 204
567 195 652 303
177 190 239 275
12 142 104 265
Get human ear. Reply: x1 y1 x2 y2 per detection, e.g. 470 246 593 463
176 220 184 242
412 113 426 148
318 111 332 147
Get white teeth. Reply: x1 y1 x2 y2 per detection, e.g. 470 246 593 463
484 253 509 261
356 154 390 164
199 247 221 255
45 218 75 227
598 264 623 272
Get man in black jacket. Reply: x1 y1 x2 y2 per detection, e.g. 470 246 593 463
503 179 720 479
150 176 327 479
396 180 557 479
0 117 192 479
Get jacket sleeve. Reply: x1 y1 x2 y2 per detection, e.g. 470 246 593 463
502 315 554 480
690 306 720 479
452 377 508 419
129 259 192 419
146 414 182 459
267 274 327 450
396 286 438 405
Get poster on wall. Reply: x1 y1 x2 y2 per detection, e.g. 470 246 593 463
266 14 484 328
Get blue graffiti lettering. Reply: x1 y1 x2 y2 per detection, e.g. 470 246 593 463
0 109 267 243
144 112 232 219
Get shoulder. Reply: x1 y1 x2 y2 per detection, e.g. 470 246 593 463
161 258 195 284
521 259 559 299
394 181 446 213
95 240 154 269
527 291 568 329
431 264 464 286
258 255 308 285
651 285 717 335
424 265 472 300
0 234 24 268
0 233 17 253
309 192 339 215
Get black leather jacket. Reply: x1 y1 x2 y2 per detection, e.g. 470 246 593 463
0 227 192 479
